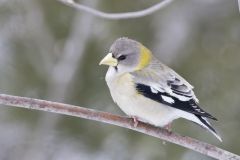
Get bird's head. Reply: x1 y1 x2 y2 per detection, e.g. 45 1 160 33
99 37 152 74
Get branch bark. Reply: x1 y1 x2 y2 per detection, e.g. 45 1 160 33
0 94 239 160
58 0 174 20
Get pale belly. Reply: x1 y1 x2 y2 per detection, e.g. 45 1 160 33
106 71 180 127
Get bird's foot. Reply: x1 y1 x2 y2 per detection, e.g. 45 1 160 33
163 123 172 132
131 116 139 127
162 123 172 145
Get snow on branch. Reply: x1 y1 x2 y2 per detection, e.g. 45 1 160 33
58 0 174 20
0 94 239 160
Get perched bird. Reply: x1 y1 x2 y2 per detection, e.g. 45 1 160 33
99 37 222 141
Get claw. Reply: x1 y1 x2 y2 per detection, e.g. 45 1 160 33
132 116 139 127
163 123 172 132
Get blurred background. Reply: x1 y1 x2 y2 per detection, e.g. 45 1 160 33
0 0 239 159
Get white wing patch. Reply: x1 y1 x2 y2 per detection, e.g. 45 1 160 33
150 87 158 94
161 95 175 104
149 84 196 102
131 70 199 102
170 92 193 102
165 87 173 94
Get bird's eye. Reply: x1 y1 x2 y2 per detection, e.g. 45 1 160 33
117 55 126 61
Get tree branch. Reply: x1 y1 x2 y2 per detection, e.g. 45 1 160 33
58 0 174 20
0 94 239 160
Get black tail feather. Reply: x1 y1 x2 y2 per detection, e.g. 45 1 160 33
195 115 222 142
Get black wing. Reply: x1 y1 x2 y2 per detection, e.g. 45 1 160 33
135 83 217 120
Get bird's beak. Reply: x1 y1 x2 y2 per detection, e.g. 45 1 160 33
99 53 118 66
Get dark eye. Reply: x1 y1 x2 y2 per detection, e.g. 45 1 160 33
117 55 126 61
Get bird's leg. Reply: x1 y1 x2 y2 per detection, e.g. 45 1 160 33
163 123 172 132
131 116 139 127
162 123 172 145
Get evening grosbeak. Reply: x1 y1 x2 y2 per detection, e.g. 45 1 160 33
99 37 222 141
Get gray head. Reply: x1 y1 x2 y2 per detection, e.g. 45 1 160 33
100 37 152 74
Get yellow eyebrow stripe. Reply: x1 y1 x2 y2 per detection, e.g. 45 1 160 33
135 44 152 70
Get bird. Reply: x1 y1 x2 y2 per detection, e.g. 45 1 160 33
99 37 222 141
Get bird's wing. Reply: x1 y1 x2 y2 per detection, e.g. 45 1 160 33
131 59 217 120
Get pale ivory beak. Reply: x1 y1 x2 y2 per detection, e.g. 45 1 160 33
99 53 118 66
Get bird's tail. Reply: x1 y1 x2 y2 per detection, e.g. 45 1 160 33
194 115 222 142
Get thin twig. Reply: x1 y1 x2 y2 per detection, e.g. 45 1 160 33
58 0 174 20
0 94 239 159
